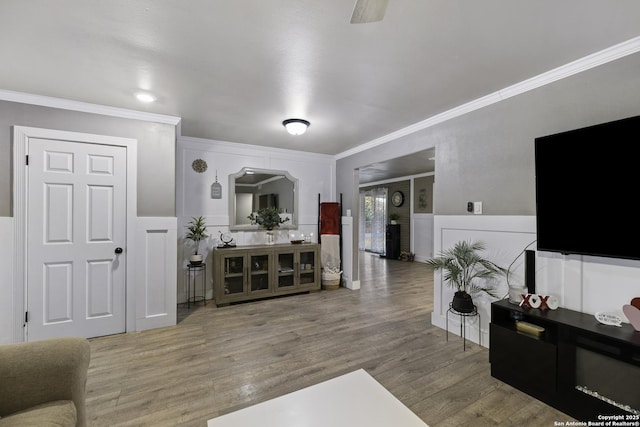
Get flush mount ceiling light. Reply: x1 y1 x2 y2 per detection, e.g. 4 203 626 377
282 118 310 135
135 92 156 103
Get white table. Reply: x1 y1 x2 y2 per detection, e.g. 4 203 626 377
207 369 429 427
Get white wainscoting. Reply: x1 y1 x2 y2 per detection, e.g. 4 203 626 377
135 217 177 331
0 217 15 344
430 215 640 348
0 216 177 343
411 213 434 263
430 215 536 348
341 216 359 290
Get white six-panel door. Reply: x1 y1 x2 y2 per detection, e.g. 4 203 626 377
27 138 127 340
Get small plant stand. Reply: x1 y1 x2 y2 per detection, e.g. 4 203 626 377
446 302 480 351
186 262 207 308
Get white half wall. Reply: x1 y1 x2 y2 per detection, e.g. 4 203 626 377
536 250 640 318
0 216 177 343
431 215 536 348
431 215 640 348
0 217 14 344
135 217 178 331
412 213 434 263
341 216 359 290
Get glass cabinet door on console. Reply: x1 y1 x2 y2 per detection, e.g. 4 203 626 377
249 251 271 296
276 250 296 291
276 247 320 292
213 244 320 306
219 253 247 300
298 248 319 289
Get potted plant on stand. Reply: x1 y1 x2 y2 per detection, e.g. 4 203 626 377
248 207 290 245
185 216 208 265
426 240 505 313
388 213 400 225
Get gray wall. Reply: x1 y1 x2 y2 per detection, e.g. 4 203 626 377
0 101 176 217
339 52 640 215
337 52 640 279
414 176 433 214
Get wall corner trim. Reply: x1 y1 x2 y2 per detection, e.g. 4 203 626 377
334 35 640 160
0 90 182 126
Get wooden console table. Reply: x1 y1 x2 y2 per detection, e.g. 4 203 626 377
213 243 320 306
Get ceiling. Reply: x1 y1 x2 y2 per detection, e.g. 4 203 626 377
2 1 640 175
358 149 435 184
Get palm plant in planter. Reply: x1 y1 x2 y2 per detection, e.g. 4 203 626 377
426 240 505 313
185 216 208 264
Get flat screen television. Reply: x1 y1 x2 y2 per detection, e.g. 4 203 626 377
535 115 640 260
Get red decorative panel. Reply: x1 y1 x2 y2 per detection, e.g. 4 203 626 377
320 203 340 235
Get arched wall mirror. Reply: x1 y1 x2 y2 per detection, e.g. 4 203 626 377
229 167 298 231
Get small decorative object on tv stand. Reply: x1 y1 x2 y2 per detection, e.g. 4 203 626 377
622 298 640 331
595 312 622 327
519 294 559 310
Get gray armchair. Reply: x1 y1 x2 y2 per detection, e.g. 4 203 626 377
0 337 91 427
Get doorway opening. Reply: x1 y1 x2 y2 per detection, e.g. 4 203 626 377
359 187 387 254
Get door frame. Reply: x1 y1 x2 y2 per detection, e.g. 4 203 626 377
12 126 137 342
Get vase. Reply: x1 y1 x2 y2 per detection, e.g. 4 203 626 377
508 285 527 305
265 230 275 245
451 291 475 313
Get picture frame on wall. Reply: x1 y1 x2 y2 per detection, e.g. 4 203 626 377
413 176 433 214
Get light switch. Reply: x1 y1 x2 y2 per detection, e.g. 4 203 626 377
473 201 483 214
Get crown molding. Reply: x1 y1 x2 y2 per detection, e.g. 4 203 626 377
0 89 181 126
179 135 335 160
335 35 640 160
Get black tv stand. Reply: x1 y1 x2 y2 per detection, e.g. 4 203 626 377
490 299 640 421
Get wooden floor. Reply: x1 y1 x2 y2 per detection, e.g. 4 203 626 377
86 253 571 426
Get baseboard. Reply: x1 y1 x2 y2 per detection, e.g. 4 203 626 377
344 279 360 290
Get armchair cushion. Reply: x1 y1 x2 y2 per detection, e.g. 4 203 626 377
0 337 90 427
0 400 76 427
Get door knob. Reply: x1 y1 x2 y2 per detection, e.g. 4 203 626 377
115 247 123 254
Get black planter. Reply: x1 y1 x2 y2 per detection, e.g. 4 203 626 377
451 291 475 313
